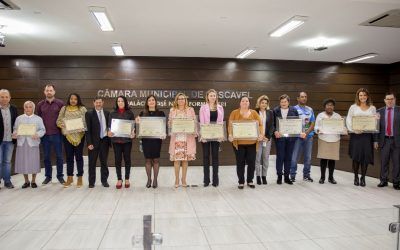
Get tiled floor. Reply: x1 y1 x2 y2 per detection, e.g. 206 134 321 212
0 157 398 250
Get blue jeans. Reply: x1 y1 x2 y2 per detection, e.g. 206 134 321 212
275 138 296 177
41 134 64 179
0 141 14 184
290 137 313 178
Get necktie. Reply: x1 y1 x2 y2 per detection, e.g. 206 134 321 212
387 107 392 136
99 111 105 138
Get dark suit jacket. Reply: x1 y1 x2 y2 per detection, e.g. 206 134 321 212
85 109 110 147
272 106 299 141
0 104 18 144
376 106 400 147
255 108 274 139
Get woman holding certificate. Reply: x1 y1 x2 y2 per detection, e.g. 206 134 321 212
315 99 343 184
169 93 196 188
273 94 301 185
228 96 263 189
12 101 46 188
346 88 377 187
57 93 87 188
137 95 165 188
108 96 135 189
199 89 224 187
255 95 274 185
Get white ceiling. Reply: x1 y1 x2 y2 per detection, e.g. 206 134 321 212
0 0 400 64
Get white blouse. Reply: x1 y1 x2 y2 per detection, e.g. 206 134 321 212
314 112 342 142
281 108 289 119
346 104 376 132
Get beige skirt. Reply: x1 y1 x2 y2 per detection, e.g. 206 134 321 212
317 138 340 160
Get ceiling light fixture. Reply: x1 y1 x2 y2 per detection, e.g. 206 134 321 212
236 48 256 59
269 15 308 37
112 43 124 56
343 53 378 64
89 6 114 31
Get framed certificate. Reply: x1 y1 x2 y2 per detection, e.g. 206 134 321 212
170 118 196 134
231 120 259 140
351 116 379 133
320 117 347 134
64 117 86 134
17 123 37 136
277 118 303 137
111 119 134 137
136 117 166 138
199 122 226 142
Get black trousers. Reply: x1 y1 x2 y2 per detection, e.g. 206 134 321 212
202 141 220 185
233 144 256 184
380 138 400 184
63 136 84 177
88 138 110 185
113 142 132 180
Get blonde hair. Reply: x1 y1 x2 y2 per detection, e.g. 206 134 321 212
24 100 36 113
255 95 270 110
205 89 219 108
172 93 189 109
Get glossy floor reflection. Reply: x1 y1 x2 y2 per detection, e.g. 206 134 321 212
0 158 398 250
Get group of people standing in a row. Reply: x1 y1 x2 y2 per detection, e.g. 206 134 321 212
0 85 399 190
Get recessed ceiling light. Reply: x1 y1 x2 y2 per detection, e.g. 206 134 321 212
269 15 308 37
112 43 124 56
343 53 378 64
89 6 114 32
236 48 256 59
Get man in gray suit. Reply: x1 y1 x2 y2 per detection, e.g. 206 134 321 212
375 92 400 190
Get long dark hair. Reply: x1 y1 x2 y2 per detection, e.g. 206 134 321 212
66 93 84 107
114 95 130 111
144 95 158 115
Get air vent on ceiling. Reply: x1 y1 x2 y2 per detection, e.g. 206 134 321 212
0 0 20 10
360 9 400 28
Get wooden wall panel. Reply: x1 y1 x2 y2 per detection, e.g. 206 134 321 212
0 56 393 179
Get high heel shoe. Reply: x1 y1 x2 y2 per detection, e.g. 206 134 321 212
125 180 130 188
181 179 188 187
146 179 151 188
152 179 158 189
174 180 179 188
116 180 123 189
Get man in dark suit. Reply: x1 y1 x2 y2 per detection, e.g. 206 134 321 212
0 89 18 189
375 92 400 190
85 96 110 188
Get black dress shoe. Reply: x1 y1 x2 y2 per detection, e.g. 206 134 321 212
57 177 65 184
238 184 244 189
247 183 256 189
360 176 366 187
42 177 52 185
88 184 95 188
284 178 293 185
303 176 314 182
204 183 210 187
146 180 152 188
31 182 38 188
328 178 337 184
5 182 14 189
22 182 30 189
394 185 400 190
319 178 325 184
212 183 218 187
262 176 267 185
102 182 110 188
256 176 262 185
277 176 282 185
377 181 388 187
